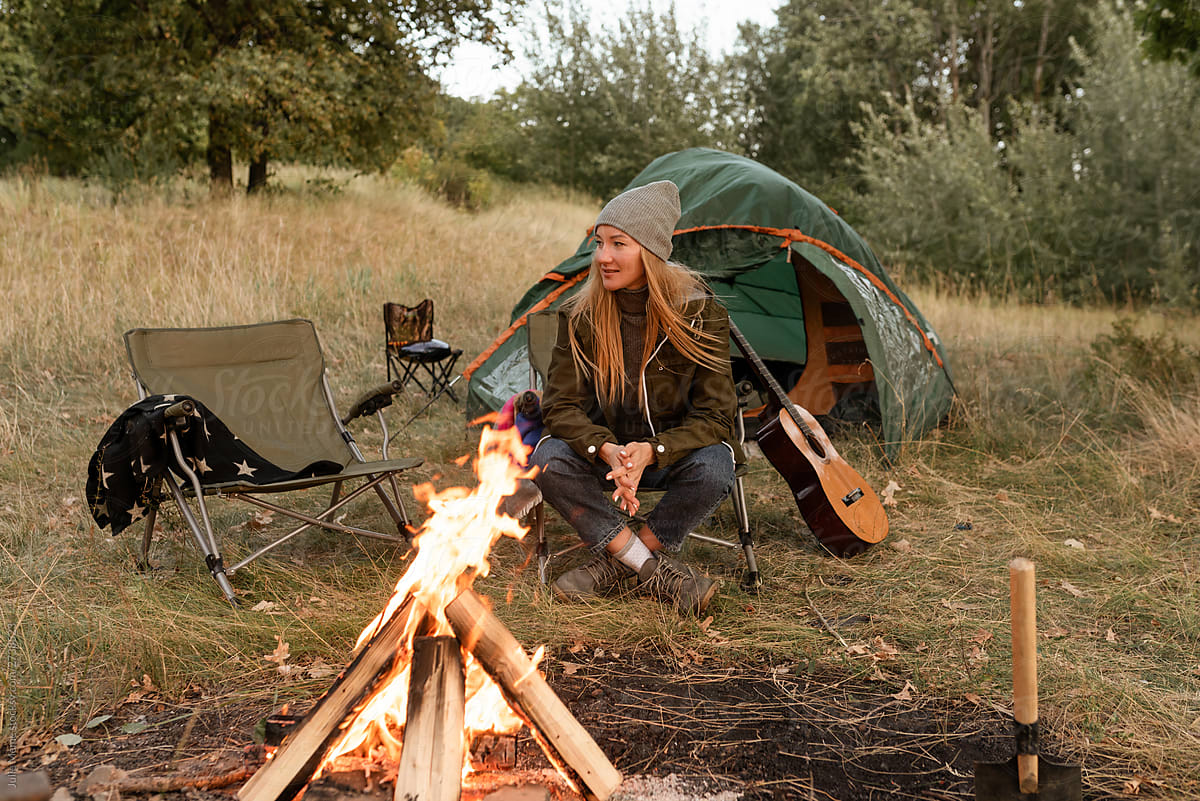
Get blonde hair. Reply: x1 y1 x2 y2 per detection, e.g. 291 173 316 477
563 247 726 408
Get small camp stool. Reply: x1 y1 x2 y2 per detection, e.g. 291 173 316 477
384 300 463 401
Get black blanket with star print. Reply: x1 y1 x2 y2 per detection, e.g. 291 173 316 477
86 395 342 536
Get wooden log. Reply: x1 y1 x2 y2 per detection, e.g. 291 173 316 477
445 589 621 801
394 636 466 801
238 597 420 801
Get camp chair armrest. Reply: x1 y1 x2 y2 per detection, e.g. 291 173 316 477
163 399 195 419
341 380 403 425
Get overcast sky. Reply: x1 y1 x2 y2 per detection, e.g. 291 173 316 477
436 0 783 100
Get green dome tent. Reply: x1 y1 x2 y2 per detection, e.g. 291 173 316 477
463 148 954 459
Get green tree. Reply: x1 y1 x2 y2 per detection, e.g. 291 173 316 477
734 0 937 208
735 0 1091 208
853 5 1200 306
512 0 735 197
1136 0 1200 75
8 0 520 191
0 0 37 166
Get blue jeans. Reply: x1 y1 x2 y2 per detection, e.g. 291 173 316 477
529 437 735 553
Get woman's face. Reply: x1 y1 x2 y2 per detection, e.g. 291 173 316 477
593 225 647 292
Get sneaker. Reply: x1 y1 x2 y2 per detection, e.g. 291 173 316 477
636 555 719 615
553 554 635 601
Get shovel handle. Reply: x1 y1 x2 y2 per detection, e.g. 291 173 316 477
1010 557 1039 794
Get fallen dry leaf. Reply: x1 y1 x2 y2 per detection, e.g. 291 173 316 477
246 510 274 531
306 659 337 679
698 615 713 632
964 693 982 705
889 538 912 553
1063 538 1086 550
870 637 900 661
971 629 994 646
1124 777 1141 795
264 636 290 668
1148 507 1183 524
879 481 901 507
251 600 280 614
891 680 916 701
560 662 583 676
1060 579 1086 598
1106 628 1119 643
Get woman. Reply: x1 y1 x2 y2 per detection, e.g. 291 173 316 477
529 180 744 616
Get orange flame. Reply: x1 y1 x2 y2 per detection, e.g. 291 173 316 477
319 426 536 772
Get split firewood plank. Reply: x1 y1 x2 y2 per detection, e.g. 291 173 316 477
394 636 465 801
445 589 621 801
238 596 421 801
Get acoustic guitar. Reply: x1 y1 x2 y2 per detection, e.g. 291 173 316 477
729 320 888 556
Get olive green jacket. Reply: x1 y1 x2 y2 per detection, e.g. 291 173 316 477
541 296 746 469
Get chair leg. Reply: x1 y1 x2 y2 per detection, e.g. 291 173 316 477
139 506 156 572
374 481 411 533
166 432 238 606
137 476 162 572
731 474 762 592
532 502 549 585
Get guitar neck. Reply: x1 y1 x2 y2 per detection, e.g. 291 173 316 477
728 320 814 438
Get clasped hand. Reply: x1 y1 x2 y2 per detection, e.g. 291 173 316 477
601 441 655 515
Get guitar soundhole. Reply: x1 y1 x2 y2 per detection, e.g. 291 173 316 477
842 487 864 507
806 434 827 459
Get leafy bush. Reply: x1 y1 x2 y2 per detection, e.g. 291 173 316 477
392 146 495 211
1088 318 1200 390
853 6 1200 308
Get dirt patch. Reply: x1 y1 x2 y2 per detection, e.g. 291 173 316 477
14 652 1061 801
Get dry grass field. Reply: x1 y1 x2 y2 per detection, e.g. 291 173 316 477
1 170 1197 799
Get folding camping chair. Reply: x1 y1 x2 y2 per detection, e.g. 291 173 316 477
521 309 761 591
384 299 463 401
123 319 423 605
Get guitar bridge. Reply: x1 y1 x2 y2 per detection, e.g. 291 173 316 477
842 488 864 507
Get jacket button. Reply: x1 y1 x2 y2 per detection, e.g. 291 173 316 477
587 445 596 454
656 444 665 453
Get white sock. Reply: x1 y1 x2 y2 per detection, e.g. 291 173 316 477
611 535 654 574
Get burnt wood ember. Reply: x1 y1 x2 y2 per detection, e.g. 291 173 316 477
445 589 621 801
238 597 421 801
394 636 466 801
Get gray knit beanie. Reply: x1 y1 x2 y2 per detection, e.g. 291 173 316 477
593 180 681 262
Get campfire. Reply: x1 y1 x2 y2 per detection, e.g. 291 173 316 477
236 428 621 801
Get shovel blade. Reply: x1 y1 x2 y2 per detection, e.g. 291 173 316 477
975 756 1082 801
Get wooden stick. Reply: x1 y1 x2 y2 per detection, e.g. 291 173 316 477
238 596 419 801
1009 557 1039 794
85 766 255 794
394 636 465 801
445 589 621 801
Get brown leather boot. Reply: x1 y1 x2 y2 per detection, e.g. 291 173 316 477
553 554 635 601
635 555 718 615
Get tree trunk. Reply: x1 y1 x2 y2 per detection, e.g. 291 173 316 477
206 110 233 194
248 158 268 194
948 0 960 105
977 8 995 132
1033 0 1053 105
